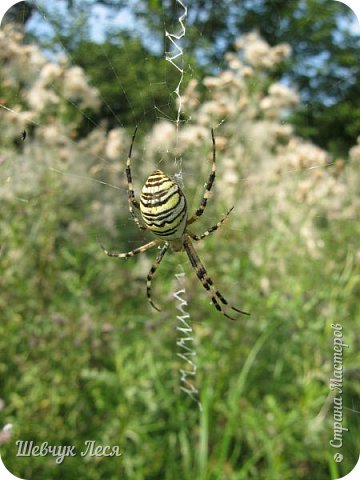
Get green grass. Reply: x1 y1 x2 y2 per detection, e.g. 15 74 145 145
0 166 359 479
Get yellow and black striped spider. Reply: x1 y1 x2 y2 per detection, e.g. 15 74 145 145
101 127 249 320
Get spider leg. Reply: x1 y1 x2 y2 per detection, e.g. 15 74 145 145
146 243 168 312
183 234 250 319
187 128 216 225
100 239 161 258
126 126 147 231
187 207 234 241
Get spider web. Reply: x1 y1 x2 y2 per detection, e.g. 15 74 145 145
0 0 205 409
1 0 360 423
1 2 359 321
163 0 202 410
1 4 359 311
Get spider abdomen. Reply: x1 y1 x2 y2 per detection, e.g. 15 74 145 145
140 170 187 239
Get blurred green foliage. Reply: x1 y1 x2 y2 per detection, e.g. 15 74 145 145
1 146 359 479
0 9 359 480
9 0 360 155
71 34 199 133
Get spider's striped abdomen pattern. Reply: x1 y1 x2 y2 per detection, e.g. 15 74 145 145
140 170 187 239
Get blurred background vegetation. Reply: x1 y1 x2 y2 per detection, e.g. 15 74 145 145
4 0 360 154
0 1 359 479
